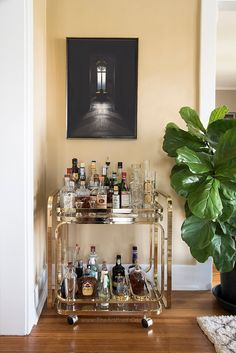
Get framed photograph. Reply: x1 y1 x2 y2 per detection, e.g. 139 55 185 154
66 38 138 138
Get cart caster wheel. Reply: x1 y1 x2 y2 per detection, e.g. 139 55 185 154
141 317 153 328
67 315 79 325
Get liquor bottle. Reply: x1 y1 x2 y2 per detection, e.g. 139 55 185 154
63 262 77 300
112 185 120 209
129 163 143 209
75 181 90 208
79 162 86 183
75 259 84 279
98 261 110 307
107 172 118 208
77 267 97 298
102 165 110 188
120 172 130 208
60 176 76 209
88 160 97 188
88 245 99 279
129 263 146 295
128 246 138 273
105 157 111 179
96 176 107 209
112 255 125 290
117 162 123 184
72 158 79 183
143 160 155 208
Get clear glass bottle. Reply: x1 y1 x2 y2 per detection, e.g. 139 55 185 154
88 245 99 279
120 172 130 208
79 162 86 184
98 261 110 308
63 261 77 300
129 163 143 209
75 180 90 208
96 176 107 209
60 176 76 210
88 160 97 188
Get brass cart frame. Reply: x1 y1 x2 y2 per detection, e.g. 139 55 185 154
47 190 172 323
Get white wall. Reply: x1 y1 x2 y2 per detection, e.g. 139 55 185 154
0 0 35 335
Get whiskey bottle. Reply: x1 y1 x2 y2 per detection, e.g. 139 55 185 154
72 158 79 183
96 176 107 209
75 181 90 208
112 255 125 290
102 165 110 188
120 172 130 208
77 267 97 298
107 172 117 208
129 263 146 295
79 162 86 183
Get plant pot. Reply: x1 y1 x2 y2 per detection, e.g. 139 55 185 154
220 266 236 305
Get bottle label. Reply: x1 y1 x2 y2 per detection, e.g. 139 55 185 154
121 191 130 208
82 281 94 296
112 194 120 209
96 195 107 208
72 172 79 181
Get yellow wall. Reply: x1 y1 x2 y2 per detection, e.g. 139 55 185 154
46 0 199 264
34 0 47 292
216 90 236 112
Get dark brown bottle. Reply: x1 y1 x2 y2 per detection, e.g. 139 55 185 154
129 264 146 295
112 255 125 290
72 158 79 182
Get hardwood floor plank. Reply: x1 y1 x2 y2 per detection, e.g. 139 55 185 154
0 291 228 353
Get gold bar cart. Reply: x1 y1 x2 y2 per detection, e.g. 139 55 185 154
47 190 172 327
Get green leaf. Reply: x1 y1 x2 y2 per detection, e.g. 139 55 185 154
220 181 236 200
187 176 223 220
179 106 206 134
208 105 229 125
206 119 236 148
219 196 235 222
181 215 216 249
215 158 236 182
190 245 211 263
170 165 205 198
214 127 236 167
211 233 236 272
162 123 208 157
176 146 213 174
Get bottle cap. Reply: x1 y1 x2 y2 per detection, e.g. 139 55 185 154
72 158 78 164
132 246 138 251
118 162 123 168
91 245 96 252
122 172 127 178
80 162 85 167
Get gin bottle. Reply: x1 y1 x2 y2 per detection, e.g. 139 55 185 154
60 176 76 209
98 261 110 307
63 262 77 300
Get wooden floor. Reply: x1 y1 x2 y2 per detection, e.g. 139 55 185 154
0 291 228 353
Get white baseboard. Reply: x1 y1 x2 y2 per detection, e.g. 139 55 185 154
172 260 212 290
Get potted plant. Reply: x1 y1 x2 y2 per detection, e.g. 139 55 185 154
163 106 236 306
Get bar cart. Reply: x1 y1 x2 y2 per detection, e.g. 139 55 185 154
47 190 172 327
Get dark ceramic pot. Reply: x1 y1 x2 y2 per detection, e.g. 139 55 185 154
220 265 236 305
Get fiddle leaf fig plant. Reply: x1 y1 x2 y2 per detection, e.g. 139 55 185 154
163 106 236 272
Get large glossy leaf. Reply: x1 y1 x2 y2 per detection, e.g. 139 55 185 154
218 196 235 222
208 105 229 125
176 146 213 174
206 119 236 148
170 165 205 197
187 176 223 220
190 244 212 263
214 126 236 166
211 233 236 272
215 158 236 182
162 123 208 157
179 106 206 137
181 215 216 249
219 180 236 200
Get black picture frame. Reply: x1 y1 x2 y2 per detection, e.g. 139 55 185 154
66 38 138 139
